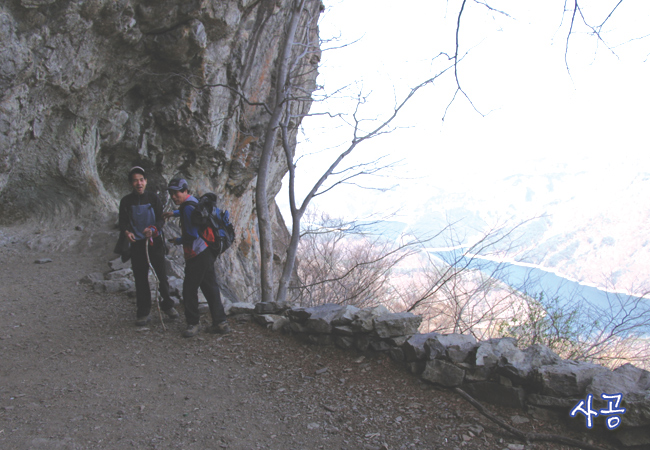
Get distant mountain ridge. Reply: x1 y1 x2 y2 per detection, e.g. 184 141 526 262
360 169 650 296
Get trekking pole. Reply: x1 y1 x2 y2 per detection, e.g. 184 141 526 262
145 238 166 332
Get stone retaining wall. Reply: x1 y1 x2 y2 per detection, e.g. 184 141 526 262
240 302 650 449
88 259 650 449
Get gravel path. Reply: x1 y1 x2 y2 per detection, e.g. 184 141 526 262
0 237 617 450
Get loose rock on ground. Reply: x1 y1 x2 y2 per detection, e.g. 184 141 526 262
0 243 619 450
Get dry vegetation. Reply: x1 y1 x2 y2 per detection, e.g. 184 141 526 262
290 215 650 370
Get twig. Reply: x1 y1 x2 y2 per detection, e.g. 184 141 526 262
453 387 609 450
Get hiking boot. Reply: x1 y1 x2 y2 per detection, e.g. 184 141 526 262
182 324 200 338
135 314 151 326
163 307 180 320
208 321 231 335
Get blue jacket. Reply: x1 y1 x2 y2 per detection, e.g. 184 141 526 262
172 196 208 260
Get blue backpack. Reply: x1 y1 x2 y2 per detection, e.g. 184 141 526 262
188 193 235 257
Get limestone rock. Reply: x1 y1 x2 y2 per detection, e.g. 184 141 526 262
222 296 233 315
105 268 133 280
255 314 284 327
424 335 448 361
614 363 650 389
612 428 650 448
527 394 579 408
475 338 520 368
302 304 346 334
499 343 562 382
373 312 422 338
168 277 183 297
331 305 360 326
164 258 184 279
369 340 392 352
254 302 288 315
229 302 256 315
463 381 526 409
532 360 610 397
332 325 355 336
386 336 408 349
388 347 405 362
334 335 355 350
585 364 650 428
421 360 465 387
271 316 290 332
108 258 131 271
426 333 477 363
80 272 104 285
287 307 311 323
0 0 323 308
401 332 440 362
350 305 390 333
93 278 134 293
355 334 372 352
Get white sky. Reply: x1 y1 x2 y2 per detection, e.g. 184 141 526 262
279 0 650 226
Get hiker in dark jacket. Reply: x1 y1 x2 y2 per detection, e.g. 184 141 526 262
162 178 230 338
118 166 179 326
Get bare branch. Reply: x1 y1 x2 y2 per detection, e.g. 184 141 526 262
597 0 623 30
170 74 273 115
471 0 512 18
298 66 453 213
454 388 609 450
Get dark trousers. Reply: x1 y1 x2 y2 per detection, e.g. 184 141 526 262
131 237 174 317
183 249 226 326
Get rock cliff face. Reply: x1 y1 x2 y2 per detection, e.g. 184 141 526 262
1 0 322 302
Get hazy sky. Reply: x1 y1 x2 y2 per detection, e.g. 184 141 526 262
279 0 650 226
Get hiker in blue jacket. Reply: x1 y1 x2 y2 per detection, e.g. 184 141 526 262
163 178 230 338
118 167 179 326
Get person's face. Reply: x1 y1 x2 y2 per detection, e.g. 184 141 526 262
170 190 187 205
131 174 147 195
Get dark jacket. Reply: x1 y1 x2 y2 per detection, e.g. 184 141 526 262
118 191 165 240
115 191 165 261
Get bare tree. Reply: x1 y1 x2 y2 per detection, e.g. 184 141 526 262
158 0 322 303
255 0 311 303
291 205 650 368
292 210 427 308
498 287 650 369
175 0 648 309
169 0 454 304
401 218 538 329
275 65 454 304
235 0 458 304
382 214 650 367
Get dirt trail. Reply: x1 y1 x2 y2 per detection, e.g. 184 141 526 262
0 239 616 450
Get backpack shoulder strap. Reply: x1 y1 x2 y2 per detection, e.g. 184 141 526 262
179 200 198 211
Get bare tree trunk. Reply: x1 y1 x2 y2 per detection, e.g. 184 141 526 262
274 70 452 304
276 209 302 303
275 113 301 304
256 0 306 303
256 108 283 302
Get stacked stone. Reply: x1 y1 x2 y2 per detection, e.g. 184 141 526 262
80 257 134 293
80 257 186 304
235 302 650 449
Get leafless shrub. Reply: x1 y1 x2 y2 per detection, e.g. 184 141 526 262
291 211 422 309
294 211 650 369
